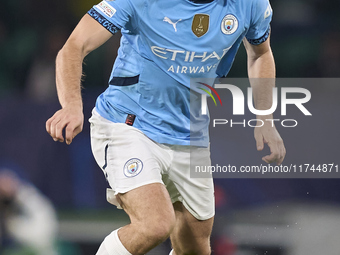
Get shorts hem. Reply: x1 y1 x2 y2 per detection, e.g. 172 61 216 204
107 180 164 208
172 198 215 221
114 180 164 195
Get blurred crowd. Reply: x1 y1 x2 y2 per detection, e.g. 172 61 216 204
0 0 339 99
0 0 119 100
0 169 58 255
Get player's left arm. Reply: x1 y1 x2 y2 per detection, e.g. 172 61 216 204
243 36 286 165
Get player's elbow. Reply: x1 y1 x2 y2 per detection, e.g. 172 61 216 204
244 37 272 61
58 37 87 62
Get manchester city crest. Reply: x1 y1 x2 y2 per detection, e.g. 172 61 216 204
123 158 143 178
221 14 238 35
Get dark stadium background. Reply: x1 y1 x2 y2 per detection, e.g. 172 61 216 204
1 0 340 254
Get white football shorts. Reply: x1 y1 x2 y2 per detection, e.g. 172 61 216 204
89 108 215 220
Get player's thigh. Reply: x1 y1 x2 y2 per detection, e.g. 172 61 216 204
171 201 214 255
117 183 176 232
90 109 171 207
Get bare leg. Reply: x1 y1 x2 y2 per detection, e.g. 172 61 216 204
116 183 176 255
170 202 214 255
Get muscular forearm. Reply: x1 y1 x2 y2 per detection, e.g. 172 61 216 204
55 14 113 110
247 41 276 115
247 45 275 78
56 40 85 110
46 14 113 145
246 41 285 164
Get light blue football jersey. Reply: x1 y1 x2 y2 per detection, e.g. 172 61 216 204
88 0 272 147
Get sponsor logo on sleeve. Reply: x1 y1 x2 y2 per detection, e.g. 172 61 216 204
98 1 116 18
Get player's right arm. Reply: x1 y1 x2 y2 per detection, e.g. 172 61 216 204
46 14 113 145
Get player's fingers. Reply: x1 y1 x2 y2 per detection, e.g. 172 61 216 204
65 124 76 145
46 110 62 140
274 138 285 165
277 141 286 165
262 142 279 163
46 113 59 136
65 122 83 145
49 115 66 142
263 139 284 164
262 152 279 164
54 120 67 143
254 130 264 151
48 119 60 142
46 117 52 135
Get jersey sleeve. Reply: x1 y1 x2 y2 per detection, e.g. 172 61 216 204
245 0 273 45
87 0 135 34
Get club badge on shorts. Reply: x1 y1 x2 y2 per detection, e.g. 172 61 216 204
124 158 143 178
221 14 238 35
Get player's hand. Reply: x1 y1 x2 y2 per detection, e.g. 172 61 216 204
46 104 84 145
254 120 286 165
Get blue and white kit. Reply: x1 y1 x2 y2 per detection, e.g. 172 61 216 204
88 0 273 218
88 0 272 147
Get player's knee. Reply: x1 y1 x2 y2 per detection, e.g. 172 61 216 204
141 214 176 245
